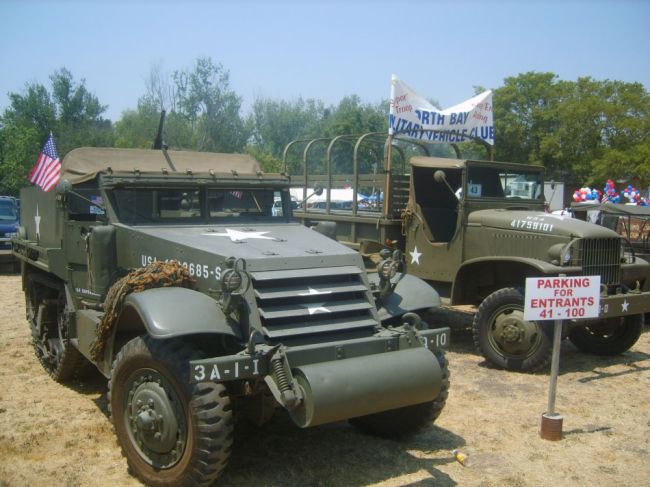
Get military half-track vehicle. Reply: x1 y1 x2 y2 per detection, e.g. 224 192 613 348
12 147 450 486
285 132 650 372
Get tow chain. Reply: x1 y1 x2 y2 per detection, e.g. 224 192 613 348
90 261 195 362
400 203 423 236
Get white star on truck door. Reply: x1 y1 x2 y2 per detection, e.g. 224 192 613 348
35 205 41 240
410 246 422 265
203 228 274 242
621 299 629 312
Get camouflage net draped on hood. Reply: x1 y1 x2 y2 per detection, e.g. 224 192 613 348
90 261 195 362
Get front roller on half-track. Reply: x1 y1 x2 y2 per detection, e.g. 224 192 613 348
108 336 233 487
473 287 552 372
26 274 88 382
569 314 644 355
349 350 450 438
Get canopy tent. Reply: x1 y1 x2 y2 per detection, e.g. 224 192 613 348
290 188 368 203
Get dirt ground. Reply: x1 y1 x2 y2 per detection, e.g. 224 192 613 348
0 273 649 487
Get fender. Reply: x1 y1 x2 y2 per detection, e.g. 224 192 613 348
121 287 242 339
451 256 580 304
372 273 442 322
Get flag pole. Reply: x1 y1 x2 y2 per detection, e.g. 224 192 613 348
384 75 398 218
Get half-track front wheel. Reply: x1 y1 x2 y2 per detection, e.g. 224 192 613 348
473 287 552 372
109 336 233 487
348 350 450 438
568 314 643 355
26 275 86 382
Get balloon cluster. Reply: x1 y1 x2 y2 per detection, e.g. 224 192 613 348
573 180 650 205
572 187 601 202
621 184 649 206
601 179 621 203
622 184 639 203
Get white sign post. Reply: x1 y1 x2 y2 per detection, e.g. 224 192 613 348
524 275 601 440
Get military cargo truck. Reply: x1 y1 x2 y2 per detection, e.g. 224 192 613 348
13 147 450 486
285 132 649 372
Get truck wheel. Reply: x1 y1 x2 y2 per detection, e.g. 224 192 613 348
473 287 552 372
109 336 233 487
26 277 86 382
349 350 450 438
569 314 643 355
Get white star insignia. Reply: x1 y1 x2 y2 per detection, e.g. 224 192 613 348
621 299 629 313
304 303 331 315
203 228 274 242
34 205 41 240
298 287 332 296
410 246 422 265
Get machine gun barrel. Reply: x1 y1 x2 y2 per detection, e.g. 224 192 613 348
153 110 166 150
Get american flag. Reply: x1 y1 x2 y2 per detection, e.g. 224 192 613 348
28 133 61 192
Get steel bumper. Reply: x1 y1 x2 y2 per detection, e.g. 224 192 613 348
190 326 450 384
599 291 650 318
191 325 450 428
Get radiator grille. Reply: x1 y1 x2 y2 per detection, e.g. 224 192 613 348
251 266 379 345
573 238 621 285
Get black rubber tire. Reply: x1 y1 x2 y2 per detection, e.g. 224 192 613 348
349 350 450 438
108 336 233 487
27 276 87 382
569 314 644 355
473 287 552 372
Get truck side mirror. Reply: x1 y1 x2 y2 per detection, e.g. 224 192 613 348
433 170 447 184
301 184 325 207
433 170 456 196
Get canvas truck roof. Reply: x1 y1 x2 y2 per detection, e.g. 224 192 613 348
410 156 468 169
61 147 263 184
409 156 544 173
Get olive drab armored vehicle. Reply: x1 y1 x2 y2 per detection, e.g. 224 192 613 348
13 146 450 486
285 132 650 372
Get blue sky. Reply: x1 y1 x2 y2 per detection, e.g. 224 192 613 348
1 0 649 121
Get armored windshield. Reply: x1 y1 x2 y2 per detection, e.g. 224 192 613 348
466 165 543 200
109 187 287 225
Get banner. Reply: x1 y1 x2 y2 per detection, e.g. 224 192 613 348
389 74 494 145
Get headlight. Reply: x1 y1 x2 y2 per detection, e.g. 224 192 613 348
221 269 243 292
6 232 17 238
548 243 571 266
620 240 635 264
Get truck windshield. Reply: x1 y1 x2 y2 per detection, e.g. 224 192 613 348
0 200 17 220
109 188 285 224
466 166 543 200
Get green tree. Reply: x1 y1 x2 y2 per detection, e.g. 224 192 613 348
249 97 327 159
0 69 113 194
117 58 250 153
114 100 160 149
49 69 114 154
493 72 650 187
492 72 558 167
173 58 250 152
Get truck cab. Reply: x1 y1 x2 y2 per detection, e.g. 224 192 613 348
287 133 650 372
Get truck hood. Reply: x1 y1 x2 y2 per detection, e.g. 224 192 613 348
468 209 618 239
129 222 358 265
